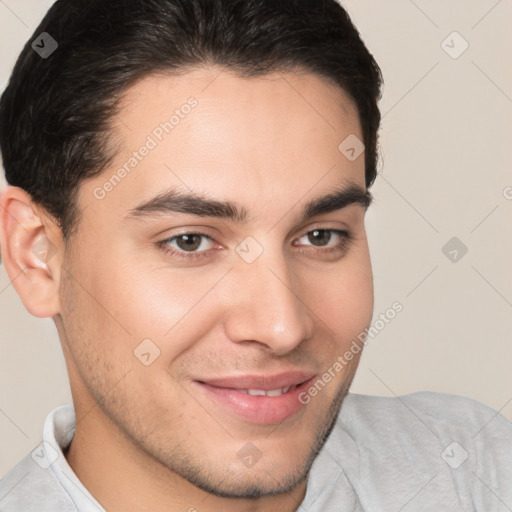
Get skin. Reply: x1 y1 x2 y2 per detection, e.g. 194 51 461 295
0 67 373 512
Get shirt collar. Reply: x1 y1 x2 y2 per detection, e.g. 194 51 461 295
43 404 105 511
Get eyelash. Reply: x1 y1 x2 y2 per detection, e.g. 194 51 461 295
156 229 352 261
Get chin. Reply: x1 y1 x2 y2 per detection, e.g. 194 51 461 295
179 460 309 500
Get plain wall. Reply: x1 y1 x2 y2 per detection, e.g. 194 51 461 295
1 0 511 477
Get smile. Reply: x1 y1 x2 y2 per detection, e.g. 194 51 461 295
193 373 316 425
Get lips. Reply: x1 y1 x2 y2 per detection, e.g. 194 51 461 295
197 371 314 391
193 371 316 425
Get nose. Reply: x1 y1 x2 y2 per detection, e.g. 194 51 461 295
223 250 315 355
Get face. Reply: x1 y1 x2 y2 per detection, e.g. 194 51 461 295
56 68 373 498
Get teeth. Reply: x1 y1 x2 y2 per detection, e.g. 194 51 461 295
245 386 292 397
248 389 266 396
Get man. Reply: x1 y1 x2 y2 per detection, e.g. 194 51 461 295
0 0 510 510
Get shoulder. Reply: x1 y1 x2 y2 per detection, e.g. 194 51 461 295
336 390 512 460
322 391 512 511
0 453 76 511
0 404 94 512
340 390 512 437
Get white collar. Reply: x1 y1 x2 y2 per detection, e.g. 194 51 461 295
42 404 105 511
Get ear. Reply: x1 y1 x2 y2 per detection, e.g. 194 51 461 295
0 186 63 318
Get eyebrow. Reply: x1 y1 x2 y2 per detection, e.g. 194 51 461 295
125 182 372 223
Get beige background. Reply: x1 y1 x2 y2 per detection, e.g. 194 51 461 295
1 0 511 477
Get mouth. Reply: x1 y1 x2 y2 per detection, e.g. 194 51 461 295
193 372 316 425
234 385 296 396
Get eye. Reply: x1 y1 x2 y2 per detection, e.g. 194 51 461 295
295 229 351 251
156 228 352 262
157 232 216 260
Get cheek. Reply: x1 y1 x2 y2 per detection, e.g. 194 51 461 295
58 267 132 396
87 256 228 360
311 246 373 342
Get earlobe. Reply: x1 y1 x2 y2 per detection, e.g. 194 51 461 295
0 186 62 318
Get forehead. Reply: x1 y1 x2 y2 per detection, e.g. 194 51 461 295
81 68 365 221
120 67 359 137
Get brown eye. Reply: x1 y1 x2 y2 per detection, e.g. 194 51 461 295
297 229 351 249
174 234 204 252
157 232 216 260
307 229 332 247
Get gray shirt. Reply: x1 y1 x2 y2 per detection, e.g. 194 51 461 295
1 391 511 511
